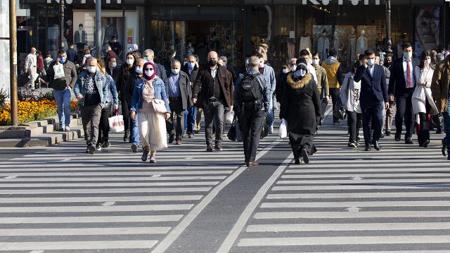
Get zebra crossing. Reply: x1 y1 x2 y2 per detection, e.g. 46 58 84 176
0 133 278 252
225 128 450 253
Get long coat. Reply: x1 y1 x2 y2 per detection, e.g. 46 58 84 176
280 73 321 136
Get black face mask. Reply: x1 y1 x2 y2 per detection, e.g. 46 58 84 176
208 60 217 67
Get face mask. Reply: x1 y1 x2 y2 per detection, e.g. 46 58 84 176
403 51 412 60
306 59 313 65
312 59 320 66
144 68 156 80
126 58 134 66
291 65 297 71
293 68 307 79
425 59 431 65
171 69 180 75
208 60 217 67
59 57 66 64
87 66 97 74
110 62 117 68
188 62 195 70
282 68 289 74
367 59 375 66
259 62 265 68
136 67 143 75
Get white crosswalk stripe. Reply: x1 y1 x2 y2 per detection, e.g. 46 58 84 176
229 128 450 253
0 133 278 252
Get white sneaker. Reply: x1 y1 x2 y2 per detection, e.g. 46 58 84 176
64 126 71 132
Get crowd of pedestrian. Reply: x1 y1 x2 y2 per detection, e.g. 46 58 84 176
23 36 450 165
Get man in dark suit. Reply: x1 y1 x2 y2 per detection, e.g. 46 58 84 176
354 49 389 151
389 42 416 144
192 51 234 152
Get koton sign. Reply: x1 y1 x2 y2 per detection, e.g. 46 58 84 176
46 0 122 4
302 0 381 5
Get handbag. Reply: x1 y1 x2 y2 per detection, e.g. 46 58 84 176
151 99 168 114
279 119 288 139
108 114 125 133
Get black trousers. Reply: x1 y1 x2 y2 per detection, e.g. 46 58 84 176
204 100 224 147
395 90 414 138
347 111 362 143
98 104 112 145
330 88 341 122
239 109 266 163
362 103 384 145
417 112 431 147
289 133 315 161
167 97 185 141
121 99 131 133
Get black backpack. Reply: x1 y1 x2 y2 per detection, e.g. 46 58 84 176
239 73 263 103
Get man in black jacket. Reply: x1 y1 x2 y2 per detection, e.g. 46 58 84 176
354 49 389 151
192 51 234 152
46 49 77 132
166 59 192 145
389 42 416 144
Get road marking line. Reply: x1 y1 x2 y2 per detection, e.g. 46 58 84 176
216 154 292 253
151 140 281 253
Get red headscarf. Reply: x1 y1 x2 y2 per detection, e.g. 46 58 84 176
143 62 157 80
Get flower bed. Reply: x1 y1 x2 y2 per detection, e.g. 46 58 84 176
0 99 58 126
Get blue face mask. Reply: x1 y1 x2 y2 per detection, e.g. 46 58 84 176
59 57 66 64
187 62 195 70
292 68 307 79
136 67 143 75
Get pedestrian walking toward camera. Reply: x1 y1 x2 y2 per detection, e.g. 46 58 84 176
96 60 119 151
354 50 389 152
280 61 321 164
182 54 200 138
74 57 109 154
192 51 234 152
235 55 270 167
432 55 450 160
166 59 192 145
412 51 438 148
131 62 171 164
340 62 362 148
389 42 416 144
46 49 77 132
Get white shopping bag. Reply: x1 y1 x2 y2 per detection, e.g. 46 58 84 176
225 110 234 125
279 119 288 139
53 64 65 79
108 115 125 133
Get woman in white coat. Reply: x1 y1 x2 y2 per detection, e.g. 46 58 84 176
412 51 439 147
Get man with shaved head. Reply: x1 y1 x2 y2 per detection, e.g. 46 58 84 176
193 51 234 152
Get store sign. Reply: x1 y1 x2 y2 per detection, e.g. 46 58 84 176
302 0 381 5
46 0 122 4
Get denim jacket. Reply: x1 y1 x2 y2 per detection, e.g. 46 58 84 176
74 71 109 108
105 74 119 106
130 77 171 113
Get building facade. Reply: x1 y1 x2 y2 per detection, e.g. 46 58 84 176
19 0 449 70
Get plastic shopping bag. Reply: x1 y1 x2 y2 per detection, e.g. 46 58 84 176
279 119 288 139
108 114 125 133
225 110 234 125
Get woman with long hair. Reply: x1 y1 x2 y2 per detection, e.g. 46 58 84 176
412 50 439 147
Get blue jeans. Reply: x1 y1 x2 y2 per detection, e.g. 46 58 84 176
186 106 197 134
443 99 450 153
131 116 140 145
53 89 72 129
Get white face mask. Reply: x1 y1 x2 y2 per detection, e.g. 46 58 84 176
126 58 134 66
110 62 117 68
171 69 180 75
403 51 413 60
136 67 143 75
367 59 375 66
291 65 297 71
145 69 155 77
259 61 265 68
299 69 307 77
425 59 432 65
87 66 97 74
312 59 320 66
282 68 289 74
306 58 313 65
